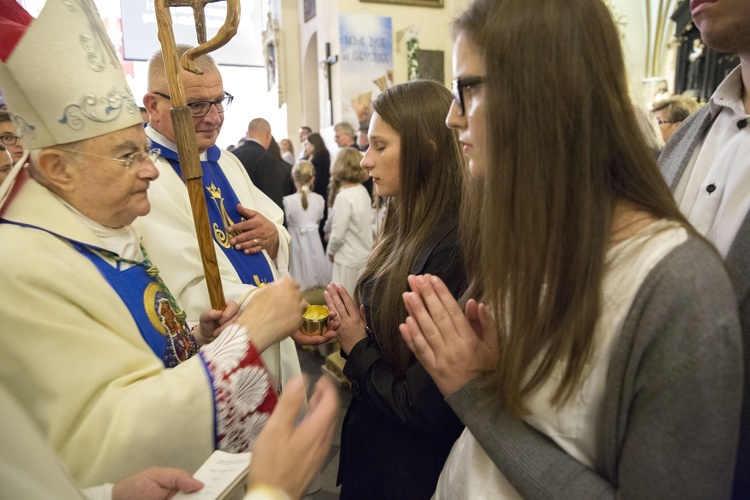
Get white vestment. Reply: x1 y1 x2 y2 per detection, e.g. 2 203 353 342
0 175 275 486
136 127 301 392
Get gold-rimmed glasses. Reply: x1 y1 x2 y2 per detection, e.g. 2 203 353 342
58 147 161 170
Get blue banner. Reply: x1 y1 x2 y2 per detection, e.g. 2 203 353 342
339 14 393 131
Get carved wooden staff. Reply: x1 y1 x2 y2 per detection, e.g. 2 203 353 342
153 0 240 309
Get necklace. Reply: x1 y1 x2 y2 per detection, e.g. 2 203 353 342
98 244 187 323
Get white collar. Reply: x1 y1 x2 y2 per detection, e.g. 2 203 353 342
709 66 748 118
145 124 209 161
57 196 142 260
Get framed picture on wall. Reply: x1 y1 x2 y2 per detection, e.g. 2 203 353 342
262 14 285 107
304 0 316 22
416 49 444 84
264 40 277 91
360 0 443 7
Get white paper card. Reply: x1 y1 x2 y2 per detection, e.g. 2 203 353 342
173 450 251 500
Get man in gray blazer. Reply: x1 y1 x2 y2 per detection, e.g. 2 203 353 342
658 1 750 496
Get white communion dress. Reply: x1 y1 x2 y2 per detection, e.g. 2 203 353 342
283 190 332 290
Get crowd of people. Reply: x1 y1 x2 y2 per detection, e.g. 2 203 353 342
1 0 748 498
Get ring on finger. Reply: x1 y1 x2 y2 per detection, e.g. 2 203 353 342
254 238 260 247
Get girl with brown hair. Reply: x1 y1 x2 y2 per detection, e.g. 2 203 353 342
302 132 330 201
325 147 372 295
324 79 467 499
401 0 743 497
302 132 331 246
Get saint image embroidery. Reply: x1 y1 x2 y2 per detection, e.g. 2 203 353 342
144 282 197 365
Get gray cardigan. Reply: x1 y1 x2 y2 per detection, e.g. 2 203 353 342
446 237 743 499
659 105 750 497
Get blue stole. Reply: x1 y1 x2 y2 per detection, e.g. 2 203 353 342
151 141 275 287
0 220 197 368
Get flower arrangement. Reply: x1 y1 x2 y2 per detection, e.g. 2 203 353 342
405 29 420 81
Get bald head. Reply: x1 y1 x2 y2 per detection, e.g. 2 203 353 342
247 118 272 149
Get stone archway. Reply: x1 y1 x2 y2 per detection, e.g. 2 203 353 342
302 32 321 132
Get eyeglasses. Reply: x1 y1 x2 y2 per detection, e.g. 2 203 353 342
153 91 234 117
452 76 484 117
58 147 161 170
656 119 674 125
0 133 21 146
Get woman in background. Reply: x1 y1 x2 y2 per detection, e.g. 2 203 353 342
303 132 331 247
303 132 331 202
325 147 372 296
279 138 296 166
400 0 742 498
325 80 467 499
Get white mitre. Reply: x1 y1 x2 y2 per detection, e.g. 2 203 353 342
0 0 141 205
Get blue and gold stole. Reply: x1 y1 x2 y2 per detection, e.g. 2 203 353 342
0 220 197 368
74 243 198 367
152 141 275 288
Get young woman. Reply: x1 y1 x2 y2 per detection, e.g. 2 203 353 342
283 161 331 291
279 138 295 166
325 80 467 499
400 0 743 498
302 132 331 201
303 132 331 246
325 147 372 296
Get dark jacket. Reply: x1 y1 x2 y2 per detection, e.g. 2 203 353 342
310 152 330 201
338 215 467 500
231 140 292 209
310 152 331 246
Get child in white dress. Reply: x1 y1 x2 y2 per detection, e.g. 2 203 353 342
326 148 373 296
283 161 331 291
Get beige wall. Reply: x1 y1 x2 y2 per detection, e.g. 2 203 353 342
609 0 680 107
277 0 678 148
281 0 471 150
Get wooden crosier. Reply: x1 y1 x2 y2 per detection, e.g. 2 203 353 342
153 0 240 309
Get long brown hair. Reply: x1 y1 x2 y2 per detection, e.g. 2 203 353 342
355 80 465 374
456 0 693 414
306 132 329 162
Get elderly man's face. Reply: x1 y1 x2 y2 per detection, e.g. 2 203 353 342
334 130 353 148
149 68 225 153
0 148 12 184
63 124 159 228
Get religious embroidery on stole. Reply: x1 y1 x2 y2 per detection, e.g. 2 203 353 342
206 182 268 288
207 182 238 249
144 282 196 363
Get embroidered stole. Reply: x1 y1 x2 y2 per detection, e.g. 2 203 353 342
151 141 275 287
0 220 197 367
